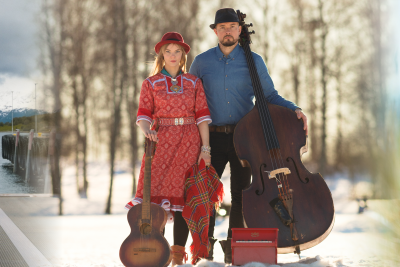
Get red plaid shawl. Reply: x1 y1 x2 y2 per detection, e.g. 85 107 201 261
182 159 224 264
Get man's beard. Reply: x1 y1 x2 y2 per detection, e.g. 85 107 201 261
221 35 238 47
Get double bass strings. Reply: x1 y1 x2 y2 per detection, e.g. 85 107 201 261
243 43 286 195
242 43 282 194
243 40 290 197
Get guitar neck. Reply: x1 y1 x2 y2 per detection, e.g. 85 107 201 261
142 140 153 221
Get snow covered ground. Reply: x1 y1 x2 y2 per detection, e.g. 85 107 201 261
45 160 397 266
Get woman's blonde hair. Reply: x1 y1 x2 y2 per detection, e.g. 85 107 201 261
149 43 187 76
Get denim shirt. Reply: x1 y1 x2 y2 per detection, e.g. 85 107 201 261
189 44 299 126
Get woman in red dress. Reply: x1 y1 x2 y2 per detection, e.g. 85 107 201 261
125 32 212 266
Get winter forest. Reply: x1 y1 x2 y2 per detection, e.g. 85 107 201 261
38 0 399 216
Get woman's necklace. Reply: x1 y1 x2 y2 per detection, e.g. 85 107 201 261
170 77 181 93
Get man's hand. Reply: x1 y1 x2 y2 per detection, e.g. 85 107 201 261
295 109 308 136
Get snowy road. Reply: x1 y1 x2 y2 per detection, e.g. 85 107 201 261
48 162 397 266
45 207 393 266
0 161 397 266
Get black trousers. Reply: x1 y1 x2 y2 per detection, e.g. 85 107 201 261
208 132 252 238
163 211 188 246
173 211 189 246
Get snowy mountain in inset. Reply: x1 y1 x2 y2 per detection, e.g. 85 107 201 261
0 108 47 123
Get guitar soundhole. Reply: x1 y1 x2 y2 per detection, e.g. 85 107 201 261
140 223 152 235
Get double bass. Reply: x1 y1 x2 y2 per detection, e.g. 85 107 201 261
233 10 335 256
120 139 172 267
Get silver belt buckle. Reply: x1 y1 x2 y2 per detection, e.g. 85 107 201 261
179 118 184 125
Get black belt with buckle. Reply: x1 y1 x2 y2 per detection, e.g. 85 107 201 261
209 124 236 134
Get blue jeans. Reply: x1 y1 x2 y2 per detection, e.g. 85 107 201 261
208 132 252 238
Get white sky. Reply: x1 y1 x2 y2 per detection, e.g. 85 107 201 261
0 0 41 111
0 75 40 111
386 1 400 103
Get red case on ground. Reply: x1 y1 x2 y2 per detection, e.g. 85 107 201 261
231 228 279 265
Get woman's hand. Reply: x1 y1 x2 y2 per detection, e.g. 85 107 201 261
144 129 159 142
198 151 211 166
138 120 159 142
197 121 211 166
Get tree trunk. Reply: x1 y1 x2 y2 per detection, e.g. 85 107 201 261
306 19 319 163
334 50 343 168
292 63 300 105
72 77 82 195
105 1 119 215
318 0 328 175
128 0 140 197
335 77 343 168
82 98 88 197
105 0 127 214
42 0 66 215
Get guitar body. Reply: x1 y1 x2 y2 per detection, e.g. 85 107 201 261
120 139 171 267
120 203 172 267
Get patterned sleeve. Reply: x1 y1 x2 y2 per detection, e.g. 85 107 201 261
194 78 212 125
136 79 154 125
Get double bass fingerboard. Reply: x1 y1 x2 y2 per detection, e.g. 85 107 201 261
238 11 280 151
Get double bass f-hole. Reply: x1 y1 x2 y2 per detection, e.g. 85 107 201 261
286 157 309 184
258 164 293 195
256 164 267 195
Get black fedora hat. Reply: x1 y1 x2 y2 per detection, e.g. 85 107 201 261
209 8 241 29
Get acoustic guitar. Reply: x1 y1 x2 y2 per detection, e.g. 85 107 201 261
120 138 172 267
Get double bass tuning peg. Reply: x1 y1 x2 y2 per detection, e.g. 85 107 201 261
249 30 255 35
245 23 253 27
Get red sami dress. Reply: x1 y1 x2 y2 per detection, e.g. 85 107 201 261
125 72 211 222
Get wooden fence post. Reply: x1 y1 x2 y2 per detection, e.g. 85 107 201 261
25 129 34 183
13 129 20 173
44 130 55 194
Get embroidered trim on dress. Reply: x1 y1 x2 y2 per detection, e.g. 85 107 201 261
125 197 185 223
182 76 196 86
136 115 153 125
165 75 183 94
196 115 212 125
125 197 185 212
146 77 165 89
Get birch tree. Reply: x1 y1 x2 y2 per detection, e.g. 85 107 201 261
40 0 67 214
103 0 129 214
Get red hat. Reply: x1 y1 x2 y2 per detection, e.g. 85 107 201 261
154 32 190 54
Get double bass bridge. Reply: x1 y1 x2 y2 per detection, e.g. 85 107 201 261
265 167 291 188
257 165 292 195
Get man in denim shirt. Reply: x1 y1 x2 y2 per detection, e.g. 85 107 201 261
189 8 308 263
